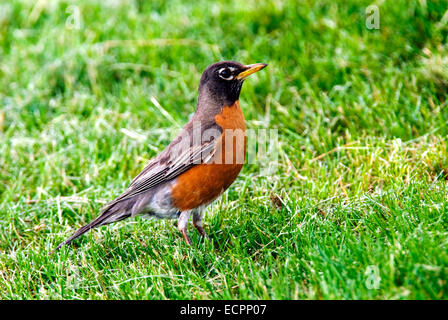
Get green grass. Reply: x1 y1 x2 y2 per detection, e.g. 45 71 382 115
1 0 448 299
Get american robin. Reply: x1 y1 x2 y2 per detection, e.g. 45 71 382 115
57 61 267 248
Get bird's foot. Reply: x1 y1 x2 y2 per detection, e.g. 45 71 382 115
193 223 210 241
179 228 192 245
178 211 192 245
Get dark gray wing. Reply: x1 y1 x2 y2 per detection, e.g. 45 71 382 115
116 139 217 202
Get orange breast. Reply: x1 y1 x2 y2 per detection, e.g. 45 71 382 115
171 100 246 211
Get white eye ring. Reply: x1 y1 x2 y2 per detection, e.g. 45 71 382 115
218 67 234 80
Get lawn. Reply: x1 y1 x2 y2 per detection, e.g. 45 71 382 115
0 0 447 299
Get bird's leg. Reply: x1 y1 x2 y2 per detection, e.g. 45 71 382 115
193 210 210 240
178 211 192 245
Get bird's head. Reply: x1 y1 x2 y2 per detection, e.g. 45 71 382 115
197 61 267 110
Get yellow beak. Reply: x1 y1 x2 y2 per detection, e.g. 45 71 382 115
235 63 268 80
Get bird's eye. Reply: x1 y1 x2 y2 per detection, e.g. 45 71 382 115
218 68 233 80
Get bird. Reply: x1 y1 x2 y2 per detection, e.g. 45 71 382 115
57 61 267 249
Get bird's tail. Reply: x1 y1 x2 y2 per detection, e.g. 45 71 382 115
56 199 131 250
